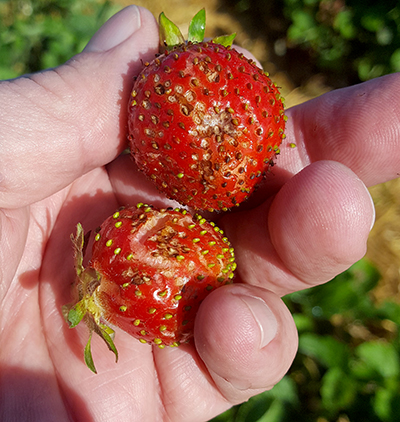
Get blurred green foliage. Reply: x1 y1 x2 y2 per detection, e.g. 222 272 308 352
211 259 400 421
227 0 400 84
283 0 400 81
0 0 120 79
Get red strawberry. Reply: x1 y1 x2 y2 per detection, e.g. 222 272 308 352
63 204 235 373
128 10 286 212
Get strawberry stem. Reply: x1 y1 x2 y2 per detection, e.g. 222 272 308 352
63 223 119 374
72 222 85 277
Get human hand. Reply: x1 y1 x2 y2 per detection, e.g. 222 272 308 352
1 5 399 422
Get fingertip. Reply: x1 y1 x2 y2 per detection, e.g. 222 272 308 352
84 5 158 54
269 160 375 284
195 284 297 403
84 5 143 53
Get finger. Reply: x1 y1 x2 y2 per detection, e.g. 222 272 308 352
195 283 298 405
279 73 400 188
0 6 159 209
223 160 375 296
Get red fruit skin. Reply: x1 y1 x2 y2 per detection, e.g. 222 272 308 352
90 205 235 347
128 41 286 212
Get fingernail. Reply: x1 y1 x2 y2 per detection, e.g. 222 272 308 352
238 294 278 349
367 189 376 231
84 5 142 53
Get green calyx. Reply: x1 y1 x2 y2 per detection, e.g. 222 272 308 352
159 8 236 53
188 8 206 43
62 223 118 374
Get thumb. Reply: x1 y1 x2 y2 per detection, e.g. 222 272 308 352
195 283 298 404
0 6 158 209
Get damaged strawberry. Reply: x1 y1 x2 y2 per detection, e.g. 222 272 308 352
63 204 235 373
128 9 286 211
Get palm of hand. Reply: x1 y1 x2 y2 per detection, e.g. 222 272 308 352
1 163 231 421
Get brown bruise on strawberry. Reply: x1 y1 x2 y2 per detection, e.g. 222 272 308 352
128 41 286 211
90 204 235 348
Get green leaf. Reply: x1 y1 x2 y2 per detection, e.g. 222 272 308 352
269 376 299 405
84 332 97 374
188 9 205 43
292 313 314 332
333 10 356 39
289 259 380 319
98 323 118 363
361 14 384 32
255 400 285 422
66 300 87 328
320 367 357 412
378 300 400 325
235 391 273 422
390 48 400 72
299 333 349 369
355 341 399 379
159 12 185 51
373 387 396 421
212 33 236 47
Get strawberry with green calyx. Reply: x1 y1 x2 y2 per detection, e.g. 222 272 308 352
63 204 236 373
128 9 286 212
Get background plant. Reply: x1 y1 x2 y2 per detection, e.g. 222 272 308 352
0 0 119 79
283 0 400 82
226 0 400 86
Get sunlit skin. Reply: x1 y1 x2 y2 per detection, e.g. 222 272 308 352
1 5 399 422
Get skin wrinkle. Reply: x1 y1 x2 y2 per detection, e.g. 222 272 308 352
151 347 170 422
0 7 160 210
195 285 297 404
287 109 311 172
30 66 105 165
303 171 358 233
223 202 306 296
0 75 83 197
0 208 30 302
